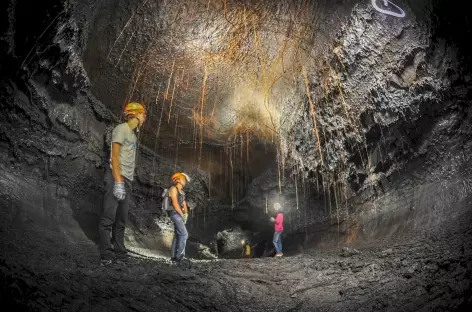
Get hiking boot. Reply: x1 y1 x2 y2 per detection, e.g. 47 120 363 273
174 257 190 268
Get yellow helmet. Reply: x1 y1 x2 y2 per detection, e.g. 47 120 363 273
123 102 146 119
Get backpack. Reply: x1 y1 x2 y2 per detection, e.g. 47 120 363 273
161 188 170 212
161 186 185 213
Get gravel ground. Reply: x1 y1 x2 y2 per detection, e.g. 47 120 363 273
1 198 471 312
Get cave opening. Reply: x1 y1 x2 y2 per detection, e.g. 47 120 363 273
1 0 471 311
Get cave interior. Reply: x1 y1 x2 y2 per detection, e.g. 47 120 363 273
0 0 471 311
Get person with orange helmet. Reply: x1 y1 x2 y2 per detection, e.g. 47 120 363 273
165 171 191 263
98 102 146 266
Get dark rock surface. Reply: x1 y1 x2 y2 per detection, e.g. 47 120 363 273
1 189 471 311
0 0 213 246
270 1 472 243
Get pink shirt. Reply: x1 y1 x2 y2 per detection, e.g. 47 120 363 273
274 212 284 231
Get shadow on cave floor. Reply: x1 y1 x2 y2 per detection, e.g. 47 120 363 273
73 211 100 244
68 172 107 246
1 194 472 312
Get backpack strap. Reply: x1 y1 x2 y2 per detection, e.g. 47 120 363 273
161 187 170 212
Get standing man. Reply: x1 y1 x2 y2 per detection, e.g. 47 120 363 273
98 102 146 266
166 172 191 263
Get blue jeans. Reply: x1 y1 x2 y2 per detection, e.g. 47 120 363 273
273 231 283 254
169 211 188 260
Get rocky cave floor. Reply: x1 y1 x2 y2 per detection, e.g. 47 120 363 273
1 197 472 312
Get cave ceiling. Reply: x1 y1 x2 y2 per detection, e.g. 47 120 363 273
83 0 326 154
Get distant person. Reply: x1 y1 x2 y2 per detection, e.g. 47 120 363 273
241 240 252 259
270 202 284 257
98 102 146 266
167 172 191 263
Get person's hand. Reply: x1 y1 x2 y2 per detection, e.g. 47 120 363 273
113 181 126 200
182 214 188 224
270 217 275 222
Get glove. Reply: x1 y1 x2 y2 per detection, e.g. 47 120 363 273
113 181 126 201
270 217 275 222
182 214 188 224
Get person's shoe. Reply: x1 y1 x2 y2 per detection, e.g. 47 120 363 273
100 259 113 266
174 257 190 269
275 253 283 257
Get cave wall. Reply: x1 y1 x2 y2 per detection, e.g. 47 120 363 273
272 1 472 247
0 0 212 254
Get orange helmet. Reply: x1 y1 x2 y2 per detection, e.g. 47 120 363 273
171 172 191 184
123 102 146 119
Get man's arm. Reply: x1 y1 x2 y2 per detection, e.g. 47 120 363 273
169 187 184 217
182 201 188 214
111 125 127 182
111 142 123 182
274 213 282 225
